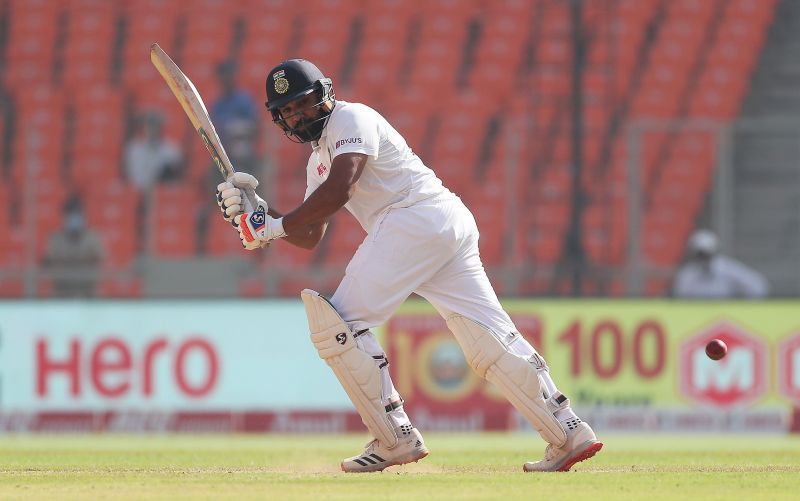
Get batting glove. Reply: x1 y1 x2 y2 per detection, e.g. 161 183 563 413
216 172 267 223
234 206 286 250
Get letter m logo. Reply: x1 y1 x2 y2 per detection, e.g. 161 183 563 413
679 321 767 408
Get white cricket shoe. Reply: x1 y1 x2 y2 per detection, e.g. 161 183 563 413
523 421 603 472
341 428 429 473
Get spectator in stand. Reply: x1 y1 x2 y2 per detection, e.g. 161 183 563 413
207 60 263 191
44 195 105 298
197 62 266 253
673 229 769 299
211 59 259 145
123 110 182 192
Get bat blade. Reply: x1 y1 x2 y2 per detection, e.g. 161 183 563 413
150 42 235 179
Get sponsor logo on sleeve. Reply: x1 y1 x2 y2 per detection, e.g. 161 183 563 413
317 163 327 176
335 137 363 149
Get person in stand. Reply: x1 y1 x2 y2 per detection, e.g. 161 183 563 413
44 196 104 297
214 59 602 472
123 110 182 192
673 229 769 299
211 60 259 146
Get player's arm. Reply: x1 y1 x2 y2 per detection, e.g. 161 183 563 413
280 152 367 248
265 207 327 250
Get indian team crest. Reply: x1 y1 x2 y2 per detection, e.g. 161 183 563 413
275 77 289 94
273 69 289 94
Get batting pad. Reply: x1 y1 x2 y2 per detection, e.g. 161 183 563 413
301 289 398 448
446 315 567 447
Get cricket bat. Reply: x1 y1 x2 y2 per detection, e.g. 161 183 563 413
150 42 235 180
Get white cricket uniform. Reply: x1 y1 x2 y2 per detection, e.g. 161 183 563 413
304 100 517 336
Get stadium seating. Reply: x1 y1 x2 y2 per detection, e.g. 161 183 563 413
0 0 779 297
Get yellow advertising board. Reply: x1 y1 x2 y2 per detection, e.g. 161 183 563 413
384 300 800 432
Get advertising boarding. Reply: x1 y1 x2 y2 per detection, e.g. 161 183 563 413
0 300 798 433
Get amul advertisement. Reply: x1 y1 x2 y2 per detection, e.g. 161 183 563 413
388 300 800 433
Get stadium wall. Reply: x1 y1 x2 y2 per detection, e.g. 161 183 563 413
1 300 798 433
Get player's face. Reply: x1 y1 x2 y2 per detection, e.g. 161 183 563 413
278 93 323 130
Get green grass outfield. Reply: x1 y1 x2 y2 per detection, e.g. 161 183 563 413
1 433 798 500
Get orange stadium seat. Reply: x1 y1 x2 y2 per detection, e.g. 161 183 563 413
205 215 249 257
268 239 316 269
353 7 411 101
69 86 125 186
0 224 25 267
11 86 66 183
322 213 364 267
378 89 433 154
121 1 183 93
726 0 777 22
84 183 140 267
181 7 238 98
299 16 355 76
468 191 508 265
688 64 748 118
523 227 563 267
0 0 781 298
582 204 626 266
239 12 295 98
4 0 60 87
642 215 691 267
18 179 68 260
0 185 9 241
151 185 199 257
60 0 118 90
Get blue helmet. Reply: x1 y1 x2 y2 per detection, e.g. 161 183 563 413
265 59 335 143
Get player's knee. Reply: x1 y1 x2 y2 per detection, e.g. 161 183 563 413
446 315 506 378
301 289 355 360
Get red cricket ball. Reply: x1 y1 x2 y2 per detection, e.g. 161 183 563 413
705 338 727 360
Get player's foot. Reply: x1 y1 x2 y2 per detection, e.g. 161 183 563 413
341 428 429 473
523 421 603 472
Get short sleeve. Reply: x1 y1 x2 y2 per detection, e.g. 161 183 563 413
327 106 380 160
304 151 322 201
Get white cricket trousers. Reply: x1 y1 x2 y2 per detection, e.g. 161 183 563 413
330 196 517 336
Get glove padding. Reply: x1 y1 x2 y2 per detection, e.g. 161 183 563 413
234 206 287 250
216 172 267 223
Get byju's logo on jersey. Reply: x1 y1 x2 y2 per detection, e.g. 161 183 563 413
249 206 266 232
335 137 363 149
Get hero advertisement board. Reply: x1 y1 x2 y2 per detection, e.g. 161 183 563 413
0 300 798 432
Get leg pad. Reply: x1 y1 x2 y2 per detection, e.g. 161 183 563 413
302 289 398 448
446 315 567 447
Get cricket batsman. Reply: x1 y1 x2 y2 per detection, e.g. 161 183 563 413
216 59 603 472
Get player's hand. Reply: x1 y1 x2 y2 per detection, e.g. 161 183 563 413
233 205 286 250
216 172 267 223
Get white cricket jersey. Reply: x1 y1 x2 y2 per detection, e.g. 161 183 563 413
304 100 454 233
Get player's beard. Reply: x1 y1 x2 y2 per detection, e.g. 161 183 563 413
293 114 327 142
